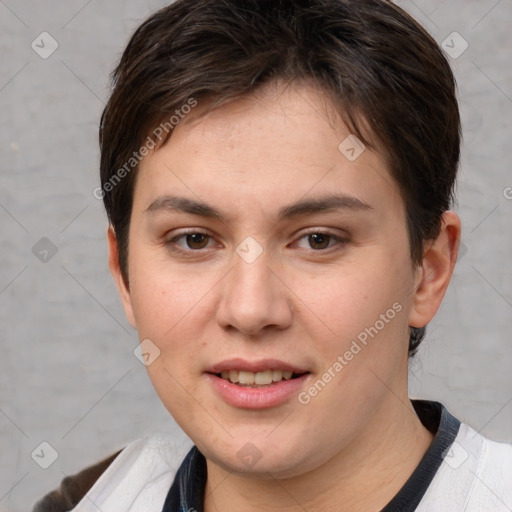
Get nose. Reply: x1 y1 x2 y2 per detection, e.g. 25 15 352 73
215 248 293 336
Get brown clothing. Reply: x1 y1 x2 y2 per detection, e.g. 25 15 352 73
32 450 122 512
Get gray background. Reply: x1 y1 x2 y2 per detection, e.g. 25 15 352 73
0 1 511 511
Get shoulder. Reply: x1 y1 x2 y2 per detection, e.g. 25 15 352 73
419 421 512 511
465 426 512 509
32 435 191 512
32 450 122 512
456 422 512 486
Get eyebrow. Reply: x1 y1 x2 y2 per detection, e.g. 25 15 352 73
144 193 373 222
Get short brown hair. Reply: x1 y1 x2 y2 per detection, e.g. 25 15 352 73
99 0 461 356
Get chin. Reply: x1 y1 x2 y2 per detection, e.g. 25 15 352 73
196 432 324 479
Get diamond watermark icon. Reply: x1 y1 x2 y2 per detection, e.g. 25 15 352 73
31 441 59 469
31 32 59 59
338 134 365 162
442 441 469 469
237 442 263 468
134 338 161 366
442 32 468 59
236 236 263 264
32 237 58 263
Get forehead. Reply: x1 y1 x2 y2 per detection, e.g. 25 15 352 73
134 81 402 221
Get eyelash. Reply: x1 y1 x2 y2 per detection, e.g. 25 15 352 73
164 228 349 256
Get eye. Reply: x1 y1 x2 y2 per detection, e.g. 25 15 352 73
294 231 347 251
165 230 216 253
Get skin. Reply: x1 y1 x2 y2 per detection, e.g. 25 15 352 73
108 79 461 511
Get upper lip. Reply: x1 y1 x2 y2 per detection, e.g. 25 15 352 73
206 358 309 374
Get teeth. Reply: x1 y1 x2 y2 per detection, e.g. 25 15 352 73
254 370 272 385
238 371 255 385
218 369 300 385
272 370 283 381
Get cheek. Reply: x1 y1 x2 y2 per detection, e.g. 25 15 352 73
295 261 413 412
297 260 408 343
295 278 408 441
128 251 210 339
127 253 220 394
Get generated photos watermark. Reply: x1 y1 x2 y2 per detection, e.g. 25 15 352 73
298 301 403 405
93 97 198 200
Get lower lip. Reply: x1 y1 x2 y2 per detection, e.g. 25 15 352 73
206 373 309 409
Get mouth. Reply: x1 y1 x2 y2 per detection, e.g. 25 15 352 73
213 369 309 388
205 358 311 408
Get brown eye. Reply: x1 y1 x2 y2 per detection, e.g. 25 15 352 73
294 230 348 252
165 230 216 254
308 233 333 250
185 233 210 249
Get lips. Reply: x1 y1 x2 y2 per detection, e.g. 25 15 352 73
206 357 309 374
205 358 310 408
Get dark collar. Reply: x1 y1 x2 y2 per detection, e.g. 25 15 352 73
162 400 461 512
381 400 461 511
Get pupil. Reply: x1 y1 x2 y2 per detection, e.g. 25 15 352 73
187 233 207 249
309 233 329 250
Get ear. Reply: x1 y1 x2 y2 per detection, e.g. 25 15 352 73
408 211 461 328
107 226 137 329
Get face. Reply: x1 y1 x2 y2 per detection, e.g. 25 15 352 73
112 80 425 478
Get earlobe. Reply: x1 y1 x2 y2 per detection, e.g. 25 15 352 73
408 211 461 328
107 226 137 329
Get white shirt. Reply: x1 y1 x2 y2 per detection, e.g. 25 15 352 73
70 404 512 512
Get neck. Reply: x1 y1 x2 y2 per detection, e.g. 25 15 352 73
204 397 434 512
